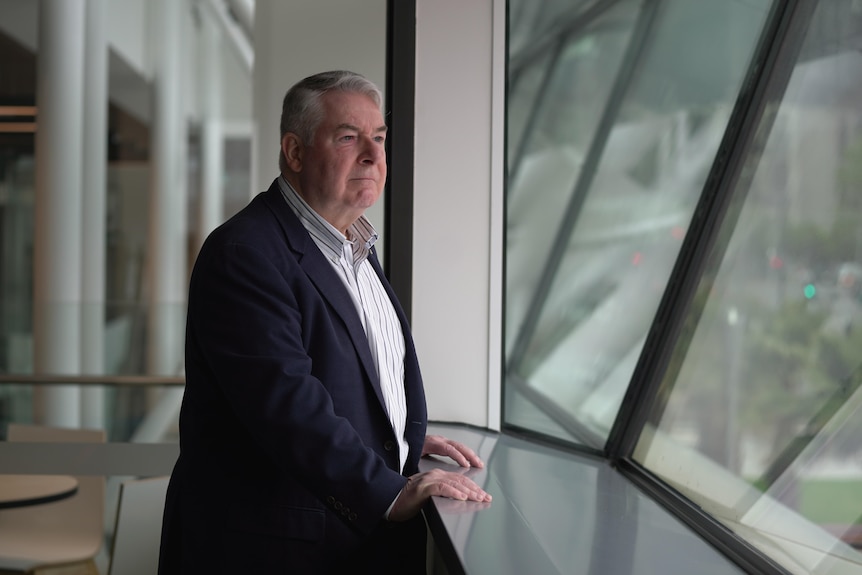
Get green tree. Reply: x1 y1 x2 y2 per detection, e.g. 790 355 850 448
742 300 862 488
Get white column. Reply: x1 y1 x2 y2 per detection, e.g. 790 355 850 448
147 0 187 376
33 0 86 427
81 0 107 428
197 9 224 250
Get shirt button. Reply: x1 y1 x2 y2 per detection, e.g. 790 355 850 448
384 440 395 451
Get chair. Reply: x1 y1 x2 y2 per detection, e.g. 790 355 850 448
107 476 169 575
0 424 106 575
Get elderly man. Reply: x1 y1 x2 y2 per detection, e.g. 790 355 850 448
158 70 490 574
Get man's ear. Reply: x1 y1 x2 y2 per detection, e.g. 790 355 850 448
281 133 304 172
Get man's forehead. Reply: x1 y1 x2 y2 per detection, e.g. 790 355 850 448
322 91 382 112
320 96 385 128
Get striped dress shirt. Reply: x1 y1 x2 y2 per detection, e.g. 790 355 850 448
277 176 410 473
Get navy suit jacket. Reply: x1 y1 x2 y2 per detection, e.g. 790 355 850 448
159 179 428 574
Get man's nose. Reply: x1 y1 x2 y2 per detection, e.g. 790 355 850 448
359 137 384 164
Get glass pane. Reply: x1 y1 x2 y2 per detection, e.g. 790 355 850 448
506 0 643 444
505 0 772 445
635 2 862 572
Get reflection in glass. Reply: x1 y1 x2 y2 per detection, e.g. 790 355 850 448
505 0 771 444
635 2 862 572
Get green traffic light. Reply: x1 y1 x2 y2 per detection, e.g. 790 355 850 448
803 284 816 299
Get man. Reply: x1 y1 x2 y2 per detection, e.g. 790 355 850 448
158 70 491 574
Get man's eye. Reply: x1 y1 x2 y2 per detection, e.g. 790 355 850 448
340 135 355 142
374 136 385 143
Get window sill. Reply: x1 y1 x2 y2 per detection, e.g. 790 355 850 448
420 423 744 575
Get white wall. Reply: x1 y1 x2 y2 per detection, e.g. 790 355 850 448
413 0 504 428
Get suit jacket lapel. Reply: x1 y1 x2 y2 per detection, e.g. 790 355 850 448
260 183 386 407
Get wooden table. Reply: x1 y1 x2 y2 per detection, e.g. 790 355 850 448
0 475 79 509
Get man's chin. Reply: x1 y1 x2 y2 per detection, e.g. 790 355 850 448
353 189 382 209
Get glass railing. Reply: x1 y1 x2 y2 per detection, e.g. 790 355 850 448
0 302 187 377
0 375 184 443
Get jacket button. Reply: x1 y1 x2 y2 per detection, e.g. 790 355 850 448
327 496 335 505
349 512 357 522
383 440 395 451
334 501 343 510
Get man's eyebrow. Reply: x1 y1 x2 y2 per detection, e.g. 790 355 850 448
335 123 388 133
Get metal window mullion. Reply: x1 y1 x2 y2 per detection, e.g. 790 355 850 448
384 0 416 322
619 459 794 575
508 373 606 447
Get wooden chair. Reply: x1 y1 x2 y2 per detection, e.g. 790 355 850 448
0 424 106 575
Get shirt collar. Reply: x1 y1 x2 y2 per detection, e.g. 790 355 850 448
277 176 378 264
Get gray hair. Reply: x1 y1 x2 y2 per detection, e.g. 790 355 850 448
278 70 384 173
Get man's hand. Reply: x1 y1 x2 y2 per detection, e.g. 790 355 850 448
388 468 492 522
422 434 484 468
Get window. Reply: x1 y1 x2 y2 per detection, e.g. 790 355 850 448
636 1 862 571
505 0 770 445
506 0 862 571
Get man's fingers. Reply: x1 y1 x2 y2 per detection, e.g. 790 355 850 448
424 435 486 469
389 469 493 522
415 469 491 502
449 440 484 469
443 442 470 468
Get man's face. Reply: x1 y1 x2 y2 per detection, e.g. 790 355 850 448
289 90 387 234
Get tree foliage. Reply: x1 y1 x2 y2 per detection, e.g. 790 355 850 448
743 300 862 464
